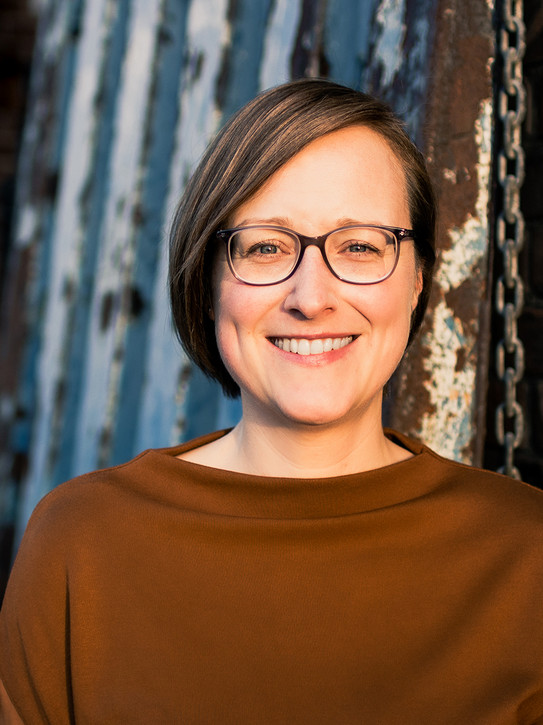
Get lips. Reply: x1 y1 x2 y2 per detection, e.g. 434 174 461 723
272 336 353 355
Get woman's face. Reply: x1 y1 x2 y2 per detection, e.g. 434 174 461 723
212 125 422 429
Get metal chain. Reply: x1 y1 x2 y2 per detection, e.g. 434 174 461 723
494 0 527 479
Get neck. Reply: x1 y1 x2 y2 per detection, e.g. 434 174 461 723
209 399 409 478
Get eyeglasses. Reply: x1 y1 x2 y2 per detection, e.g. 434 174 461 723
216 224 415 286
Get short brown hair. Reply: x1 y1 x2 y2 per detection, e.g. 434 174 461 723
169 78 436 398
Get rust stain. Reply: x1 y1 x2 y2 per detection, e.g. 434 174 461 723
388 0 495 465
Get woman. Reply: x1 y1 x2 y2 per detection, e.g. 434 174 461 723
1 79 543 724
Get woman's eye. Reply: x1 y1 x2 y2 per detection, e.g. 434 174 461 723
345 242 379 254
256 244 279 254
246 241 284 256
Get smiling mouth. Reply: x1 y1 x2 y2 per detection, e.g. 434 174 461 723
271 336 354 356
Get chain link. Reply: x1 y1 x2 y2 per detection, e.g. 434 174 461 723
494 0 527 479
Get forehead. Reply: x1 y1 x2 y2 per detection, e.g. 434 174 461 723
231 125 409 229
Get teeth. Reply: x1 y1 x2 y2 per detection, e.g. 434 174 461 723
273 336 353 356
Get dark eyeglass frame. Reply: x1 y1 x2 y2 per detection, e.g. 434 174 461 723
216 224 415 286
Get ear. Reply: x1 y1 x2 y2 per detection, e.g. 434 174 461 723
207 305 215 321
411 266 423 312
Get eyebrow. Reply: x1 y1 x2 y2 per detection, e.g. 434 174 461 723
233 216 382 229
234 216 293 227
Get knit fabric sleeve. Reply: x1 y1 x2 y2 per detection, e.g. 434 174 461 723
0 487 78 725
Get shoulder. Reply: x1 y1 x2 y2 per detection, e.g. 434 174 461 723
388 429 543 525
13 430 229 556
0 444 200 644
427 441 542 497
23 449 163 532
415 433 543 528
25 428 231 535
10 444 190 571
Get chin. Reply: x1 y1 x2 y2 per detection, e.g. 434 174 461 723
272 395 371 429
280 410 343 427
238 372 384 429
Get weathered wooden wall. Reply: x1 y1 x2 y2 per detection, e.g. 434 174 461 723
0 0 500 548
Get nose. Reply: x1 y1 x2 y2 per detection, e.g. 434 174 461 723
283 245 338 319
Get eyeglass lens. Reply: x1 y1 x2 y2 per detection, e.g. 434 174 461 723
228 226 398 284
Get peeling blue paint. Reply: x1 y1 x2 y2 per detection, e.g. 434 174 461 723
324 0 379 88
110 0 191 465
259 0 302 88
373 0 406 87
216 0 274 117
53 0 132 482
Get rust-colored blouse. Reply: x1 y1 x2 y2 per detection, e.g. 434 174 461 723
1 430 543 724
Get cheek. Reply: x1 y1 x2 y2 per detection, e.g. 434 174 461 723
355 280 419 364
214 281 251 332
213 301 243 386
212 276 267 359
213 284 271 392
358 277 418 330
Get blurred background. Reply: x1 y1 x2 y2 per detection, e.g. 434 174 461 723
0 0 542 598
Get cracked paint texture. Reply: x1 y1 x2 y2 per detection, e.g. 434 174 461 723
373 0 406 87
419 100 493 461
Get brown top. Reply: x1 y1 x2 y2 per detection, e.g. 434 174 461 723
1 429 543 724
